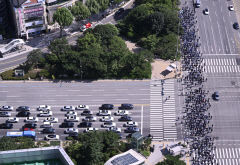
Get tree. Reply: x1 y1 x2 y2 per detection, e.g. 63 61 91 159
147 12 164 35
156 155 186 165
0 137 35 151
96 0 109 11
25 49 45 70
71 2 91 21
53 7 74 37
93 24 119 42
86 0 101 14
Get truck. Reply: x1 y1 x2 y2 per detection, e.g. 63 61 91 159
6 131 36 140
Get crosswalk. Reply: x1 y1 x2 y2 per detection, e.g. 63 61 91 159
203 58 240 73
150 79 177 141
214 147 240 165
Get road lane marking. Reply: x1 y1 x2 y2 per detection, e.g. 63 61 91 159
209 15 218 53
223 16 232 54
141 105 143 135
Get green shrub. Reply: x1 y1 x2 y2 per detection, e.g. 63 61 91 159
50 141 61 146
39 69 50 78
140 150 150 157
0 69 28 80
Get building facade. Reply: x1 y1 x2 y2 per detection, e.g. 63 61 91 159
11 0 47 39
0 0 9 39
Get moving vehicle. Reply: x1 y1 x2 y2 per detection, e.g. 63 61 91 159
97 110 111 116
123 121 138 127
108 127 121 133
65 111 77 117
0 106 13 111
64 116 80 122
6 117 19 123
40 122 53 128
64 128 79 134
7 131 36 140
75 105 89 110
0 123 13 129
115 8 124 16
99 104 114 110
24 117 38 123
119 104 134 110
80 22 92 32
60 122 74 128
37 105 51 111
61 106 75 111
0 112 11 117
229 5 234 11
38 110 53 117
114 110 129 116
23 123 37 129
233 22 239 30
81 110 93 116
42 128 55 134
82 116 96 122
78 122 92 128
195 0 200 8
212 91 219 101
44 117 58 123
101 122 116 128
124 127 140 133
84 127 99 133
45 134 59 140
100 116 114 122
118 115 132 121
16 106 30 112
203 8 209 15
0 39 25 56
17 111 30 117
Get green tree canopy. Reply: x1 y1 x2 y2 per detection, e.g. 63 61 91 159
70 2 91 21
86 0 101 14
93 24 119 42
0 137 35 151
25 49 45 71
53 7 74 37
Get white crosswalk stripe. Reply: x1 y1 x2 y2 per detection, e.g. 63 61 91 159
214 147 240 165
150 79 177 141
203 58 240 73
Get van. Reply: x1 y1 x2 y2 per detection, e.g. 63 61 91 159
195 0 200 8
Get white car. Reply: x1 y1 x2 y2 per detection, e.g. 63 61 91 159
7 117 19 123
45 134 59 140
25 117 38 123
98 110 111 116
61 106 75 111
0 106 13 111
100 116 114 122
37 105 51 111
75 105 89 110
41 122 53 128
84 127 99 133
203 8 209 15
44 117 58 123
64 116 80 122
101 122 116 128
123 121 138 127
229 5 234 11
82 116 97 122
108 127 121 133
64 128 79 134
65 111 77 117
114 110 129 116
38 111 53 117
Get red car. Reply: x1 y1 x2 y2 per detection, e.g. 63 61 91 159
80 22 92 32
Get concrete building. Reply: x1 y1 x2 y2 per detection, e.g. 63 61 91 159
0 146 74 165
0 0 10 39
11 0 47 39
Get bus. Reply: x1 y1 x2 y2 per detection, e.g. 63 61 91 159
7 131 36 140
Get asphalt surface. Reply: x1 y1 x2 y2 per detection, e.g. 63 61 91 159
0 80 150 140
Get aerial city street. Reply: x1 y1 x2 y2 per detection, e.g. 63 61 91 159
0 0 240 164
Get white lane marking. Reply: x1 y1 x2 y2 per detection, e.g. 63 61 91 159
141 105 143 135
0 91 8 92
203 17 211 53
6 96 20 97
223 16 232 54
209 15 218 53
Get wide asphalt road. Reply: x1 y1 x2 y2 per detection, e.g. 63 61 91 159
0 80 150 140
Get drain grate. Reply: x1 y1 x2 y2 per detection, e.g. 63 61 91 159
236 58 240 65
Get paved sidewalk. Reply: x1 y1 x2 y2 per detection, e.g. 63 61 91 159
146 144 164 165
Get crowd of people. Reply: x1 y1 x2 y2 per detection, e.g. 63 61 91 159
179 6 216 165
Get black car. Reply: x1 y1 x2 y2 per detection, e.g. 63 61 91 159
78 122 92 128
16 106 30 112
17 111 30 117
23 123 37 129
118 115 132 121
99 104 114 110
82 116 96 122
66 132 79 140
124 127 140 133
0 123 13 129
60 122 74 128
212 91 219 101
42 128 55 134
115 8 124 15
233 22 239 30
81 110 93 116
119 104 134 110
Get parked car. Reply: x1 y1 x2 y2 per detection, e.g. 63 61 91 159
40 122 53 128
65 111 77 117
233 22 239 30
67 132 79 139
6 117 19 123
44 117 58 123
115 8 124 16
64 116 80 122
61 106 75 111
0 106 13 111
229 5 234 11
125 127 140 133
24 117 38 123
38 110 53 117
118 115 132 121
81 110 93 116
114 110 129 116
0 123 13 129
60 122 74 128
84 127 99 133
101 122 116 128
82 116 96 122
0 112 11 117
97 110 111 116
123 121 138 127
64 128 79 134
37 105 51 111
108 127 121 133
23 123 37 129
16 106 30 111
100 116 114 122
17 111 30 117
119 104 134 110
99 104 114 110
78 122 92 128
75 105 89 110
45 134 59 140
42 127 55 134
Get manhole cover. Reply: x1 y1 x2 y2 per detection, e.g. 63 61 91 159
236 58 240 65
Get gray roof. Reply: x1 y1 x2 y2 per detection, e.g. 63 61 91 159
11 0 27 7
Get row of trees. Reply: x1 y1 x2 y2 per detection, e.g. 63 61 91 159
117 0 181 60
24 24 153 79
